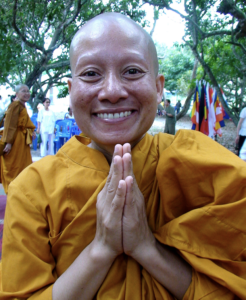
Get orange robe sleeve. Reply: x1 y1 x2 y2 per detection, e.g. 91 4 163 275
155 130 246 299
2 102 22 144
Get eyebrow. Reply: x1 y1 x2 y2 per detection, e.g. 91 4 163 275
74 50 149 73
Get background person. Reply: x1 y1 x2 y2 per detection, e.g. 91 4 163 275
37 98 56 157
163 99 176 134
175 100 181 114
235 106 246 156
64 106 74 119
37 102 44 112
0 84 36 194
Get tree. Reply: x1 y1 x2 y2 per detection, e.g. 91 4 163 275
0 0 146 111
157 44 195 97
144 0 246 124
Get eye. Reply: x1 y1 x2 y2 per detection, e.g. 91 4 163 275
123 67 145 79
125 69 141 75
83 71 98 77
78 69 101 82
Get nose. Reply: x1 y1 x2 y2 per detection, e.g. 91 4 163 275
98 73 128 103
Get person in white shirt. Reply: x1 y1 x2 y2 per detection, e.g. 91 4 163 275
37 98 56 157
64 107 74 119
235 107 246 157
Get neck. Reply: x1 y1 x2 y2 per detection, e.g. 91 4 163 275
89 134 145 164
89 142 114 164
19 100 26 106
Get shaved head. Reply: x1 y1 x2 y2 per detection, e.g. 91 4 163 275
70 12 159 76
68 12 164 151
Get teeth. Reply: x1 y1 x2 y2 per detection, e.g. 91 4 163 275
97 111 132 119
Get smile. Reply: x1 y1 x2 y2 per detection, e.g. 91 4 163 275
97 111 132 119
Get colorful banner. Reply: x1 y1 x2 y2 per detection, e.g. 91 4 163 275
191 82 226 137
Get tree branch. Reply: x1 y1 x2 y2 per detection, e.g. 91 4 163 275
225 41 246 56
12 0 45 53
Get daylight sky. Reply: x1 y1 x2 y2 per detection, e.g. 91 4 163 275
144 2 185 47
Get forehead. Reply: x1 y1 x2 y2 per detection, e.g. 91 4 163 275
19 86 29 91
70 19 151 71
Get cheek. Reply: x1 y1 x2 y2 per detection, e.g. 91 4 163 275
70 80 96 108
134 83 157 111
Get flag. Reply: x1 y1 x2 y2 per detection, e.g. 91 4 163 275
213 89 225 137
220 88 230 120
207 83 216 138
199 83 209 135
191 85 199 131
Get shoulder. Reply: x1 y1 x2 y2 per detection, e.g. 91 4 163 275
12 142 74 207
240 107 246 118
7 101 20 110
160 129 238 163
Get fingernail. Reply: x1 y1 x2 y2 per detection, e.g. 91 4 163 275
118 180 122 189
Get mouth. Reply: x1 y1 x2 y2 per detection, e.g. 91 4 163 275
96 110 132 120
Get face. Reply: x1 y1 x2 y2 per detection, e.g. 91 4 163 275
165 100 169 107
68 19 164 153
16 86 30 102
43 99 50 109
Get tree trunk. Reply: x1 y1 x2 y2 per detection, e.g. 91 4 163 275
176 58 198 120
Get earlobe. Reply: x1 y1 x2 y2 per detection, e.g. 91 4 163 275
156 74 165 104
67 79 72 93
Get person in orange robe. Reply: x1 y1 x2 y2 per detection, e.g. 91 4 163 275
0 13 246 300
0 84 36 194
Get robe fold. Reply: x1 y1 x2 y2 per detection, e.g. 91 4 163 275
0 130 245 299
0 101 35 194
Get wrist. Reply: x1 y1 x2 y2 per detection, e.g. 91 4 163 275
89 239 119 266
129 234 156 263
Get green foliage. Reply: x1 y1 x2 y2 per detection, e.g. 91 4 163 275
0 0 145 109
57 86 69 99
157 44 195 97
146 0 246 121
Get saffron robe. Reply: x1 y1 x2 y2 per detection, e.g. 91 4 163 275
0 130 246 299
0 101 35 194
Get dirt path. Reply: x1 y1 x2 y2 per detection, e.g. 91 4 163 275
148 115 237 155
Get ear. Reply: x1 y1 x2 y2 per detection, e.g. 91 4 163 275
67 78 72 93
156 74 165 104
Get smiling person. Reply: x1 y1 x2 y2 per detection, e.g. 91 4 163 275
0 84 36 194
1 13 246 300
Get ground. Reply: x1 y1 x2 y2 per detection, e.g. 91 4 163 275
31 115 238 157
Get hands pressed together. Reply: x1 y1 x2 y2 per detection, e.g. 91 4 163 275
53 143 191 300
94 143 155 261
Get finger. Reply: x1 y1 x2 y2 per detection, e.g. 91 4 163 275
122 143 131 156
123 153 132 180
113 144 123 159
106 145 122 187
110 179 126 216
124 176 134 206
105 155 123 205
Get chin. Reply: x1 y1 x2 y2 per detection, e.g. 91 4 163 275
95 133 144 148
